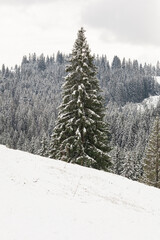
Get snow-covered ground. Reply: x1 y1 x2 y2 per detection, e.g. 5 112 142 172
1 144 160 240
154 76 160 85
137 95 160 111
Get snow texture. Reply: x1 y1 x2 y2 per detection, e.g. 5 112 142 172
154 76 160 85
137 95 160 111
1 144 160 240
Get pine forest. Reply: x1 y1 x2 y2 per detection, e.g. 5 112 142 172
1 28 160 187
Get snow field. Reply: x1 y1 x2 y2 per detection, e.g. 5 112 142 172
1 144 160 240
154 76 160 85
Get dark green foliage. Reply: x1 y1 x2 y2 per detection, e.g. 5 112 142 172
2 64 5 76
49 28 111 170
142 116 160 188
111 56 121 69
56 51 64 64
110 147 126 175
38 54 46 71
38 136 49 157
110 146 142 181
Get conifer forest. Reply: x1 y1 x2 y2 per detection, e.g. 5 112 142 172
1 29 160 187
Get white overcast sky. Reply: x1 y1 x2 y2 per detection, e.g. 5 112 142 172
1 0 160 67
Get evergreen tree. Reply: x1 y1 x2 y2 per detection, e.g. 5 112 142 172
49 28 111 170
111 56 121 70
5 67 9 78
2 64 5 76
56 51 64 64
123 151 134 179
38 54 46 71
111 146 126 175
142 116 160 188
38 136 49 157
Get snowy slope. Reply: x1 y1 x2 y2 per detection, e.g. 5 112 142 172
154 76 160 85
137 95 160 111
1 145 160 240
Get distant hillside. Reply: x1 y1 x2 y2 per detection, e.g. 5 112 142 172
0 53 160 181
0 53 159 153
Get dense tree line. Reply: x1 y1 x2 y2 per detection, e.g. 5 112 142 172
0 52 66 152
0 50 160 180
107 100 160 180
142 116 160 187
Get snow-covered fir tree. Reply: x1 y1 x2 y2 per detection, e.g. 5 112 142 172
38 136 49 157
49 28 111 170
110 146 126 175
142 116 160 188
132 151 143 181
122 151 135 179
110 146 142 181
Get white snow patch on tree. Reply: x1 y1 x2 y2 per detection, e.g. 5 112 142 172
154 76 160 85
137 95 160 112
